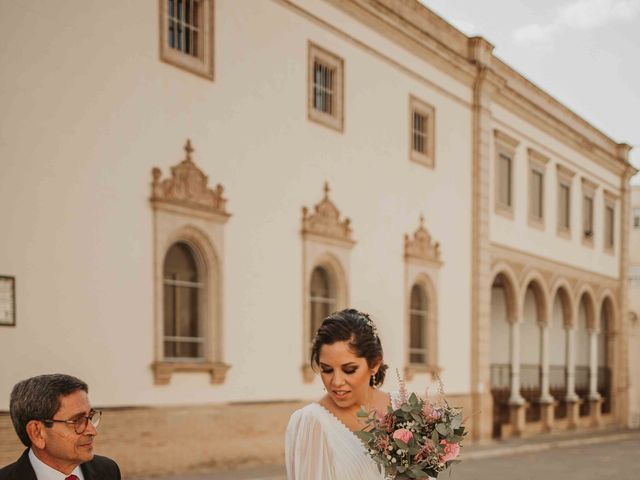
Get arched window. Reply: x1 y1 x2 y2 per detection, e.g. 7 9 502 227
409 284 428 364
163 242 203 359
309 266 336 341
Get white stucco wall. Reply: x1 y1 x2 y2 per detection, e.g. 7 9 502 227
0 0 473 407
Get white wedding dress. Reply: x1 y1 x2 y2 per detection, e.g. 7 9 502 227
285 399 395 480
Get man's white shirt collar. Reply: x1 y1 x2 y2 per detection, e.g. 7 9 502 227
28 449 85 480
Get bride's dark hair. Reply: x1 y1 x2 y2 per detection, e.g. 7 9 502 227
310 308 388 387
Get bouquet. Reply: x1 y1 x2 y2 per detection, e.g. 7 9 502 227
355 373 466 479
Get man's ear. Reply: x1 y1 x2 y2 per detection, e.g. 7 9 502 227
26 420 46 450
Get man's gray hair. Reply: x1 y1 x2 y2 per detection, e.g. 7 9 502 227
9 374 88 447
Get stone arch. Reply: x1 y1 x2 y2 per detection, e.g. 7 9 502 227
520 270 550 326
576 284 598 332
308 251 349 311
407 272 439 370
597 290 619 333
549 277 575 328
491 262 520 323
163 224 222 357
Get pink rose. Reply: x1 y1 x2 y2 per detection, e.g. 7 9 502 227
392 428 413 444
439 440 460 463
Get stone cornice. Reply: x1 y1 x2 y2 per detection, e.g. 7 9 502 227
319 0 632 175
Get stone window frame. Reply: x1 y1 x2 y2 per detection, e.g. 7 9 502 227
527 148 549 230
603 190 617 254
633 207 640 229
308 42 344 132
409 95 436 169
581 178 597 247
494 130 519 219
301 183 354 382
556 164 576 239
159 0 215 80
403 215 442 380
150 140 230 385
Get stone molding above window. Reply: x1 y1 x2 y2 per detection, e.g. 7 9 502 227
151 140 230 220
159 0 215 80
150 140 230 385
494 130 519 219
404 215 441 380
301 182 355 248
300 183 354 383
409 95 436 169
404 214 442 267
308 42 344 132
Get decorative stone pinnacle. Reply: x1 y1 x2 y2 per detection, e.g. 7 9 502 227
184 139 194 162
301 183 354 245
404 214 441 264
150 140 229 216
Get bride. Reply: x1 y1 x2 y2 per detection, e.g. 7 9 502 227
285 308 393 479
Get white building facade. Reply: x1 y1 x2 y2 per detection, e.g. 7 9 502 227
0 0 635 475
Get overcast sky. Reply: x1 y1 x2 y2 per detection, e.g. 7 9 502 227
419 0 640 183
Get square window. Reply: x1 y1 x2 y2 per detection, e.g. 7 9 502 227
494 130 519 218
527 148 549 228
409 96 435 168
558 183 571 231
605 204 615 250
530 169 544 220
160 0 214 80
583 195 594 240
498 153 513 207
556 164 576 237
308 43 344 132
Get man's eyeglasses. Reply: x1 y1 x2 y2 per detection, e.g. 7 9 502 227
40 409 102 434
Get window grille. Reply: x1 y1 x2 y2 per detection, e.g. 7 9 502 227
168 0 201 57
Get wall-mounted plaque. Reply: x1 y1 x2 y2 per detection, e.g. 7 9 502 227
0 276 16 326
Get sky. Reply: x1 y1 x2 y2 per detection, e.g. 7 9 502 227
419 0 640 184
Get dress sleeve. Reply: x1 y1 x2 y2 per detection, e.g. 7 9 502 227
285 407 336 480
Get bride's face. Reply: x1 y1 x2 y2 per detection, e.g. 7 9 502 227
318 340 378 409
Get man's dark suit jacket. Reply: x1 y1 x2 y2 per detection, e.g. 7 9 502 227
0 449 121 480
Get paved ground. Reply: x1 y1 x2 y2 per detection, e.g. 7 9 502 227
452 433 640 480
132 429 640 480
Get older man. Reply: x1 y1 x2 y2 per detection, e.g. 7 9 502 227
0 374 120 480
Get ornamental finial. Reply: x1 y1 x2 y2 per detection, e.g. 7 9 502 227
184 139 194 162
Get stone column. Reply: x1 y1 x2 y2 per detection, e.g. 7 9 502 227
509 318 526 435
539 322 555 431
468 36 499 443
565 326 580 428
589 328 602 426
